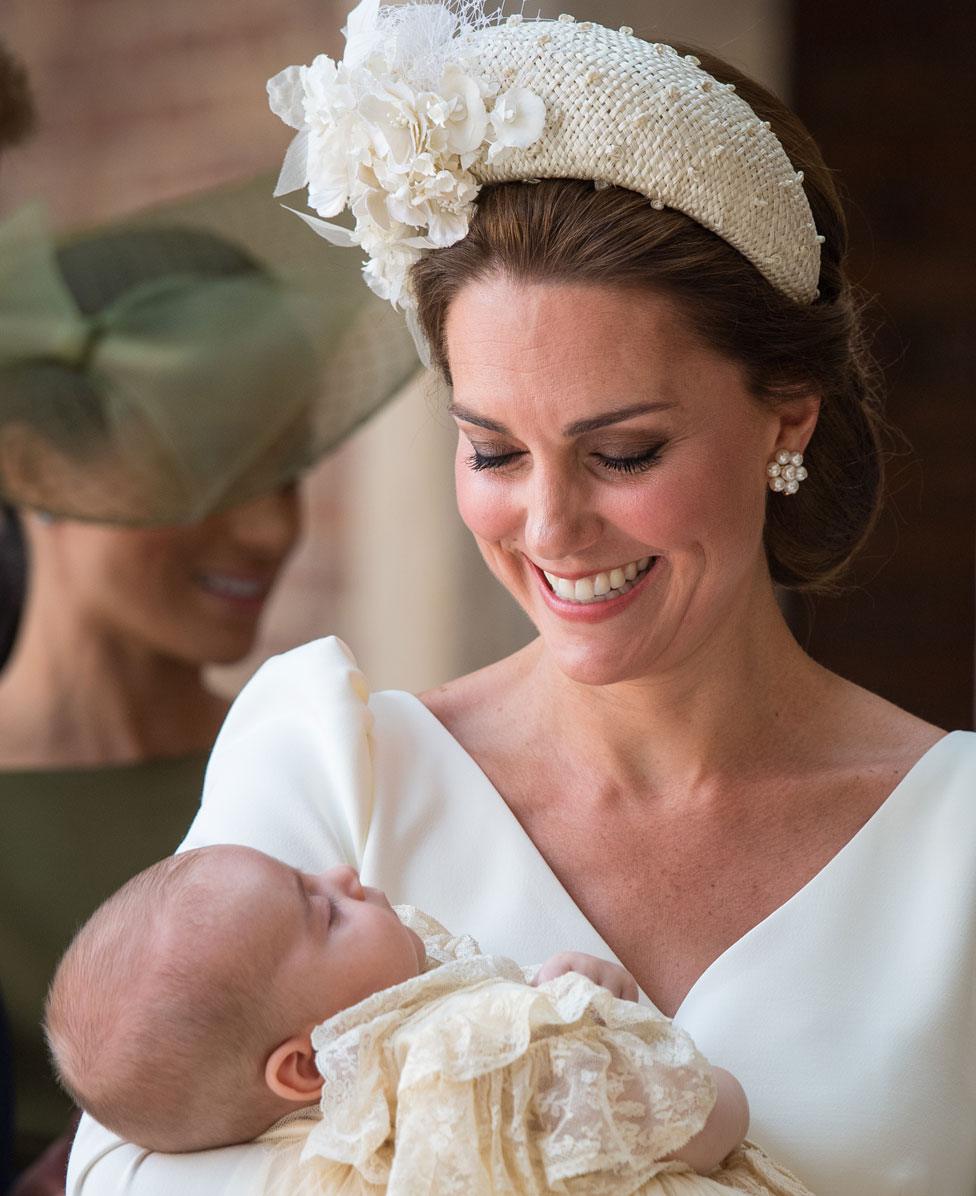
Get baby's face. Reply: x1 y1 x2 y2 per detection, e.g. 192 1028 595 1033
274 859 427 1024
201 847 425 1029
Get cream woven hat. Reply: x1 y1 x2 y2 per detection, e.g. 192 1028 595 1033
269 0 822 345
469 15 821 302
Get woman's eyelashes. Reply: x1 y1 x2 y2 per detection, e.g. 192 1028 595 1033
465 442 666 475
467 448 522 472
598 445 666 473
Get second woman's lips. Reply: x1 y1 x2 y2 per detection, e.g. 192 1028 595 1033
195 572 272 601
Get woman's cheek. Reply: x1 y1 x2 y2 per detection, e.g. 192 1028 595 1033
639 454 760 558
454 456 518 547
609 470 705 551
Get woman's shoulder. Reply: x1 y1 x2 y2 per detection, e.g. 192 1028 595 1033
813 674 947 775
184 638 379 867
232 634 368 703
418 639 539 748
209 635 380 753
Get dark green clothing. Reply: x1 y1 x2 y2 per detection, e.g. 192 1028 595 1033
0 754 207 1170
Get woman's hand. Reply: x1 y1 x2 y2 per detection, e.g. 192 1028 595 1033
532 951 640 1001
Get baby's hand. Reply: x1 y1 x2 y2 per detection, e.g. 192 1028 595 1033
533 951 640 1002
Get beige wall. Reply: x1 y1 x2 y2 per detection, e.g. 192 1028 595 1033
0 0 344 226
2 0 789 696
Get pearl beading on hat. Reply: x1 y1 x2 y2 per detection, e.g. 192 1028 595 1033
460 19 822 304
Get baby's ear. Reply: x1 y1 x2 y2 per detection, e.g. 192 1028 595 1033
265 1034 323 1103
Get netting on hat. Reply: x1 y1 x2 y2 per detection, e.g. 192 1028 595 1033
0 178 422 525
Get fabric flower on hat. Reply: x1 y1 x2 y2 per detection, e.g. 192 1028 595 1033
267 0 546 334
487 87 546 162
429 66 489 157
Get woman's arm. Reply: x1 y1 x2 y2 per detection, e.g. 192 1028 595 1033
663 1066 750 1174
67 1117 265 1196
68 639 374 1194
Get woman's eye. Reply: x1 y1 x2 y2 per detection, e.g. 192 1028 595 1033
597 445 665 474
466 448 523 472
465 444 665 474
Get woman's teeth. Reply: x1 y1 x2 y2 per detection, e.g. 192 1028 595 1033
197 573 267 600
543 557 654 604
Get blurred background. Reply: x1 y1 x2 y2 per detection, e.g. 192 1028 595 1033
0 0 972 717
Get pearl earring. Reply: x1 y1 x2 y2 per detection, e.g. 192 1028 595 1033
767 450 807 495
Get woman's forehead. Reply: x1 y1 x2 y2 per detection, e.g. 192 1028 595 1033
449 278 714 370
445 277 743 422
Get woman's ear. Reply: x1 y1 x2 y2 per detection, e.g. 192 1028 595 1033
773 392 821 454
264 1034 323 1103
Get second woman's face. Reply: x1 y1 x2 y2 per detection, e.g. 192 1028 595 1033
446 278 804 687
43 485 302 666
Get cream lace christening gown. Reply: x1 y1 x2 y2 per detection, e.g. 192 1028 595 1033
247 909 812 1196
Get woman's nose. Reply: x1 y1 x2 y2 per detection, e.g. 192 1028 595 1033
521 468 601 564
323 864 365 900
217 484 302 558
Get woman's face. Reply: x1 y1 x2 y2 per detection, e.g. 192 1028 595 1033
35 486 302 666
446 277 817 687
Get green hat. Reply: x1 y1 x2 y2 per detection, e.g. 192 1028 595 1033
0 176 421 524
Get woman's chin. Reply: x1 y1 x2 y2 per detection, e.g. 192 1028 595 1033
545 636 658 689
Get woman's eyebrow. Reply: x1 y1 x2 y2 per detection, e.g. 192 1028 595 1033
565 402 678 435
447 401 677 436
447 403 507 433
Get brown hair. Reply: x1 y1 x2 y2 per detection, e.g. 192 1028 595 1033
411 47 889 591
0 41 35 149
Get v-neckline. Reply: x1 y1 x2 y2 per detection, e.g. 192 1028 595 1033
400 693 957 1019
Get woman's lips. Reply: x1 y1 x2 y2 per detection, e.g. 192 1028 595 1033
531 557 662 623
194 571 274 612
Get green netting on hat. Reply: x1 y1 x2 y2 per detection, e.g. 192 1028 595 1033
0 177 421 524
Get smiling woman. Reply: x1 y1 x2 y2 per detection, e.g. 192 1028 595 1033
441 277 820 684
68 5 975 1195
0 222 305 1176
0 209 413 1176
415 172 885 597
0 222 311 764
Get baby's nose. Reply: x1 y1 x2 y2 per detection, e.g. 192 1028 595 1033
325 864 366 900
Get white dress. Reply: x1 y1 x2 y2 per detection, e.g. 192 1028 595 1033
67 637 976 1196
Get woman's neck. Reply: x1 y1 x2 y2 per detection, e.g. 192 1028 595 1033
515 578 841 803
0 577 229 769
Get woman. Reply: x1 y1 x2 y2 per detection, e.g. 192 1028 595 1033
68 7 975 1195
1 491 297 1162
0 206 416 1181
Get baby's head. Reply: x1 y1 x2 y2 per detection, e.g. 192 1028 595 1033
45 845 425 1152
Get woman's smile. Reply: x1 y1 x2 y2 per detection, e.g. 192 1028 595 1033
192 569 276 615
529 555 662 622
538 555 656 602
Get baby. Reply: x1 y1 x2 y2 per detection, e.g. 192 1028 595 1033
46 846 811 1194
